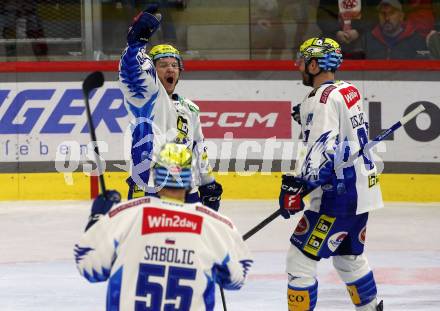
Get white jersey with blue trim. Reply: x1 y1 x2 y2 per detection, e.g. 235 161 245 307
118 43 214 189
74 196 252 311
297 80 384 215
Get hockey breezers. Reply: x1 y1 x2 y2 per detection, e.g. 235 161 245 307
242 104 426 241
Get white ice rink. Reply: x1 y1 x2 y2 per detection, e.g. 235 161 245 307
1 200 439 310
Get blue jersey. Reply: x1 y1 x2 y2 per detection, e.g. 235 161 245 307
297 81 383 216
118 43 214 190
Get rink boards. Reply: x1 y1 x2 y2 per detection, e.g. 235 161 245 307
0 79 438 201
0 171 439 202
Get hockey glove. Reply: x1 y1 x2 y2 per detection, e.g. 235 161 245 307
126 5 161 45
278 175 306 219
199 181 223 211
85 190 121 231
213 262 232 289
291 104 301 125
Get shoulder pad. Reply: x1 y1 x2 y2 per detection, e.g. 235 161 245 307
195 205 234 229
183 98 200 114
173 94 200 113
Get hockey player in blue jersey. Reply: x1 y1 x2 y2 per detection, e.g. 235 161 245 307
278 37 384 310
74 143 252 311
118 7 222 210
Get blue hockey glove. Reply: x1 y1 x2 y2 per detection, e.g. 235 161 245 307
199 181 223 211
279 175 306 219
291 104 301 125
213 262 232 288
85 190 121 231
127 5 161 45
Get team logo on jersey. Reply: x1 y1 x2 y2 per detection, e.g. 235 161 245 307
294 215 310 235
359 226 366 244
142 207 203 235
302 131 332 182
327 231 348 252
339 86 360 109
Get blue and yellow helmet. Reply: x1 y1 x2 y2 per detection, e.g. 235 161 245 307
153 143 192 189
149 44 184 70
298 37 343 72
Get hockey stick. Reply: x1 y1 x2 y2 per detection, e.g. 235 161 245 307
82 71 106 195
220 287 228 310
242 104 426 241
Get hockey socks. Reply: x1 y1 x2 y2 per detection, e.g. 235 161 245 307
346 271 377 308
287 280 318 311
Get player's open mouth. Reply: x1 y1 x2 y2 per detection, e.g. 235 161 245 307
166 77 174 84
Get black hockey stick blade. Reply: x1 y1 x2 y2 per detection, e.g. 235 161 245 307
82 71 104 97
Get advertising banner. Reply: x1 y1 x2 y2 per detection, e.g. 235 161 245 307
0 80 438 170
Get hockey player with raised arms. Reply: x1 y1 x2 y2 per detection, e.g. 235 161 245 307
118 6 222 210
74 143 252 311
278 38 384 310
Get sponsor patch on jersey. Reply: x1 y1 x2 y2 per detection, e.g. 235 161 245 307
320 85 337 104
176 115 189 143
339 85 361 109
294 215 310 236
142 207 203 235
195 205 233 229
368 173 379 188
327 231 348 252
109 197 151 217
359 226 366 244
304 215 335 256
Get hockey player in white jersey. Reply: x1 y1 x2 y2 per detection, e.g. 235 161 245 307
74 143 252 311
278 38 384 310
118 7 222 210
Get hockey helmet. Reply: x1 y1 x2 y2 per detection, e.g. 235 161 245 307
153 143 192 189
298 37 343 72
149 44 183 70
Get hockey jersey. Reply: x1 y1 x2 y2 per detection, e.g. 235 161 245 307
297 80 384 216
118 43 214 190
74 196 253 311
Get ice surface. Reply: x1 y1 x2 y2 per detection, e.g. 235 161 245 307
1 201 439 310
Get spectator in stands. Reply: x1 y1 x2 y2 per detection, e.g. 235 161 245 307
250 0 286 59
426 28 440 58
405 0 435 38
412 0 440 58
316 0 378 59
364 0 429 59
0 0 48 58
291 0 313 55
